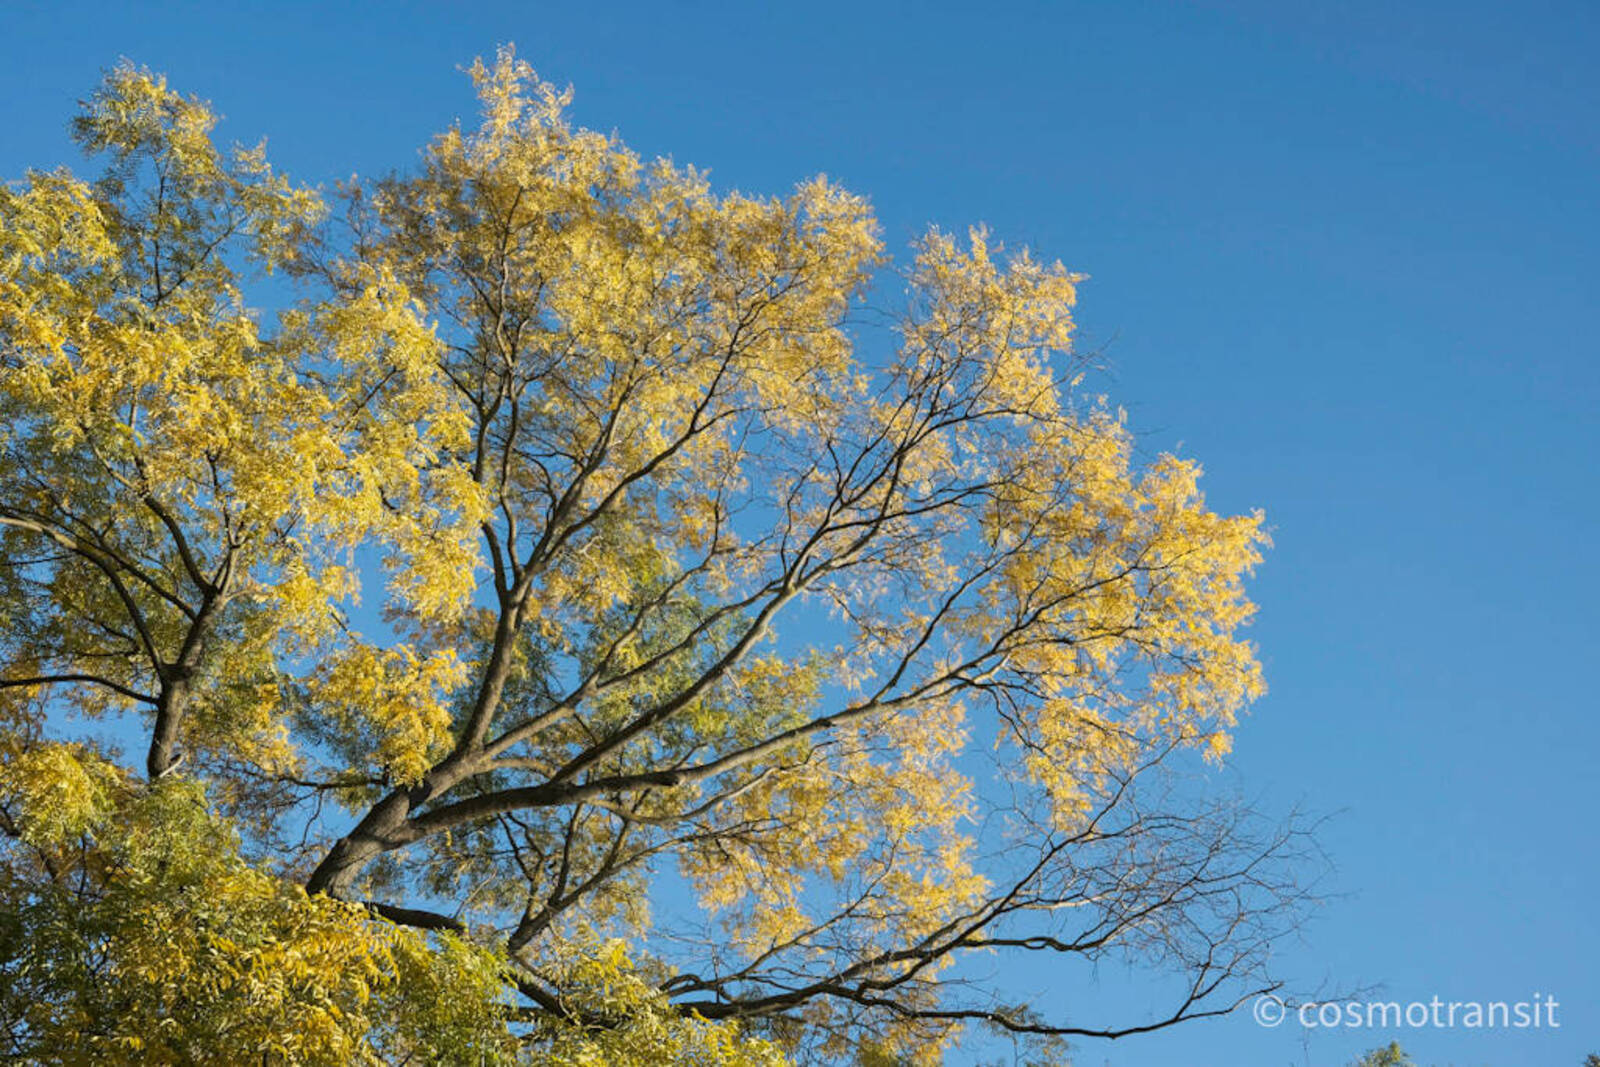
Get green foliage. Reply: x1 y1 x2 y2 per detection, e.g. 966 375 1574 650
0 779 517 1064
1349 1042 1414 1067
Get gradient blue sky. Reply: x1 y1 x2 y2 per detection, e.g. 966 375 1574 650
3 3 1596 1064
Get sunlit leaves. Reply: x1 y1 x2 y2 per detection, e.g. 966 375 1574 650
526 934 786 1067
0 781 516 1064
0 50 1280 1063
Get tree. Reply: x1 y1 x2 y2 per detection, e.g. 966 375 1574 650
1350 1042 1413 1067
0 49 1309 1064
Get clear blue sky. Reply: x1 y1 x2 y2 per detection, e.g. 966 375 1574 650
4 2 1596 1064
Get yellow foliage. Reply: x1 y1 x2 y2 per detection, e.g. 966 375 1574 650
0 50 1276 1064
0 781 516 1065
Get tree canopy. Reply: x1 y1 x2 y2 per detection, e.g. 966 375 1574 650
0 49 1306 1064
1350 1043 1414 1067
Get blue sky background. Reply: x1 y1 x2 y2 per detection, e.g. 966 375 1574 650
3 2 1596 1064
